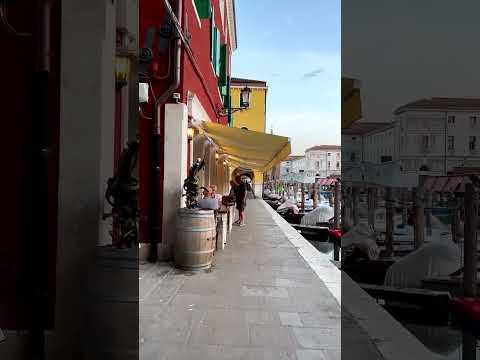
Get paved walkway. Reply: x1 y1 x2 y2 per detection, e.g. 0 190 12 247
139 200 382 360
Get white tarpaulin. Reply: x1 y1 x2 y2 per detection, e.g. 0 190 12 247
301 204 334 225
384 230 462 288
342 223 380 260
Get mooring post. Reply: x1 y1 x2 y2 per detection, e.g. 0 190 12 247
413 188 425 249
401 189 408 225
333 181 341 261
367 187 376 229
462 329 477 360
463 183 477 298
425 190 432 237
385 187 394 258
301 183 305 211
312 183 318 209
352 186 359 226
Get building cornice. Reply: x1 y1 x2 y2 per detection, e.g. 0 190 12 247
226 0 237 51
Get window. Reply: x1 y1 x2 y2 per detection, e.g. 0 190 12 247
350 152 356 162
448 115 456 124
448 136 455 150
315 161 320 168
470 116 477 127
327 161 331 168
336 161 340 169
470 136 476 151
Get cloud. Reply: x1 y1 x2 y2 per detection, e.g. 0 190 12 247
302 68 324 79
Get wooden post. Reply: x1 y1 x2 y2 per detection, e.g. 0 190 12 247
312 183 318 209
333 181 341 261
413 188 425 249
352 187 360 226
385 187 394 258
334 182 340 228
367 187 376 229
463 183 477 298
301 183 305 211
401 189 408 225
462 330 477 360
425 191 432 237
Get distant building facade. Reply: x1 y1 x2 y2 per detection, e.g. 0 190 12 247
305 145 341 180
342 98 480 187
279 145 341 183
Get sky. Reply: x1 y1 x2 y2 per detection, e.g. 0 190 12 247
231 0 340 155
342 0 480 123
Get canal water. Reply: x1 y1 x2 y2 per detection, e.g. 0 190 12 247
394 317 479 359
305 238 479 359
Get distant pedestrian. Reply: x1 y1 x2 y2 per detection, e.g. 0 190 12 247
233 176 248 226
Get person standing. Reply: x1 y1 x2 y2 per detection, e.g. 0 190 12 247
209 184 222 207
233 176 248 226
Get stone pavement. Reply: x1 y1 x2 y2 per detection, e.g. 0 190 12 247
140 200 383 360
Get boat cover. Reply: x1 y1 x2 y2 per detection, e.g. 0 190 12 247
384 228 461 288
300 204 334 225
342 223 380 260
276 199 299 214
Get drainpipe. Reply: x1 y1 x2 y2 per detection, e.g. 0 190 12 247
30 1 54 358
148 0 182 262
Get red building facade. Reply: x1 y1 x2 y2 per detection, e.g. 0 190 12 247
139 0 237 258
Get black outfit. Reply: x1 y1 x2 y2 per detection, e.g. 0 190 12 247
234 181 247 211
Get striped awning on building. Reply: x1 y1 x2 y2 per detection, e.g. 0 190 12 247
319 178 338 186
421 175 473 193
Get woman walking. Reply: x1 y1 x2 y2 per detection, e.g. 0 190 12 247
233 176 248 226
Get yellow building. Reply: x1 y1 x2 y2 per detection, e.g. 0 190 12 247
231 77 267 132
230 77 268 194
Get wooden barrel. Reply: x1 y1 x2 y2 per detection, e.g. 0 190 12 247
175 208 216 270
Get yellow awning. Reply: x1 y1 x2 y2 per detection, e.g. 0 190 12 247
198 121 291 173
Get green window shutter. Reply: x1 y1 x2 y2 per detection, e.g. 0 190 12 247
210 7 217 67
215 29 221 76
194 0 212 19
212 29 218 73
218 45 227 86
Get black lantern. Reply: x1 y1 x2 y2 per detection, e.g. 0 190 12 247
240 86 251 108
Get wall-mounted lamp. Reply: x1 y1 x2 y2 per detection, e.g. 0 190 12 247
215 153 220 161
239 86 252 108
215 86 252 117
115 54 130 88
187 127 195 141
115 28 134 88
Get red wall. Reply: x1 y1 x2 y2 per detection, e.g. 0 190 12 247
138 0 233 244
180 0 229 124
